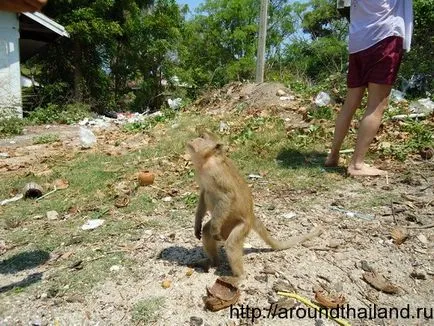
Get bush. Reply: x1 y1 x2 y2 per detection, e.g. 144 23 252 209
27 103 92 125
0 116 25 138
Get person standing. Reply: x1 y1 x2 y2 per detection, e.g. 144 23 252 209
325 0 413 176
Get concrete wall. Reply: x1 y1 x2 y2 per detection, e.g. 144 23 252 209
0 12 22 118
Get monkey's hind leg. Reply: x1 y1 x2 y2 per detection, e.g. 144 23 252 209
200 221 220 267
224 223 249 278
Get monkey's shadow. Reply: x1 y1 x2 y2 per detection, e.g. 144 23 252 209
158 245 273 276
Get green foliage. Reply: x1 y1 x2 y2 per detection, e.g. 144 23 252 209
32 134 60 145
183 193 198 208
27 103 91 125
381 120 434 161
0 116 25 138
132 297 165 324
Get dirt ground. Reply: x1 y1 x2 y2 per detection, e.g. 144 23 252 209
0 82 433 326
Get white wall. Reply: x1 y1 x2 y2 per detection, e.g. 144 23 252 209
0 12 22 118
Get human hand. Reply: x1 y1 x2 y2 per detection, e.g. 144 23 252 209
0 0 47 13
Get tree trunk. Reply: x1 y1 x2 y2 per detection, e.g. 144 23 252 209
73 41 83 102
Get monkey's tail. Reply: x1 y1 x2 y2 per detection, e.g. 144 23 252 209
253 218 323 250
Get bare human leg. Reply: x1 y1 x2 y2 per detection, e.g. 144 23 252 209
347 83 392 176
325 86 366 167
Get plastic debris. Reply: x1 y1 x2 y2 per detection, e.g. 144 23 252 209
79 127 96 148
81 219 105 230
390 89 406 103
409 98 434 115
391 113 428 121
0 152 9 158
219 121 229 132
314 91 331 107
0 193 23 206
248 174 262 179
168 98 182 110
329 206 375 221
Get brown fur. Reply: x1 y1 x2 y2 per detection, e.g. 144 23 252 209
186 130 323 278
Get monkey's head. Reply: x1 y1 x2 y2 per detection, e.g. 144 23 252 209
187 130 225 169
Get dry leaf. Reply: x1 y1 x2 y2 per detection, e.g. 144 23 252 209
205 277 240 311
362 272 399 294
391 227 408 245
53 178 69 190
114 195 130 208
314 289 347 308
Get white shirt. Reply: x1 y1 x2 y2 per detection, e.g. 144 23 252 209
349 0 413 54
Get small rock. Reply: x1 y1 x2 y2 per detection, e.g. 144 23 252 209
0 152 9 158
272 279 295 293
144 230 153 236
254 274 267 282
186 268 193 277
162 196 172 202
332 281 344 292
282 212 297 219
110 265 121 272
161 279 171 288
33 215 43 220
328 239 341 248
416 234 428 245
190 316 203 326
31 320 42 326
276 89 286 96
410 270 426 280
40 292 48 300
267 294 278 304
359 260 374 272
46 211 59 220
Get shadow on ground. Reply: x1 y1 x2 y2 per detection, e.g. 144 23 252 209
276 148 346 174
158 245 273 276
0 272 43 294
0 250 50 274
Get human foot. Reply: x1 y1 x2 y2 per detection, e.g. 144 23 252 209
324 154 339 167
347 163 387 176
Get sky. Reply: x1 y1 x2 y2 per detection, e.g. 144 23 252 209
177 0 202 16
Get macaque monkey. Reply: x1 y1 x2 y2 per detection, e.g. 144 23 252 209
186 129 323 279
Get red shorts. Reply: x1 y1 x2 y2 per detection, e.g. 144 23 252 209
347 36 404 88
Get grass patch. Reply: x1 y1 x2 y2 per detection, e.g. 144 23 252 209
32 133 60 144
132 297 165 324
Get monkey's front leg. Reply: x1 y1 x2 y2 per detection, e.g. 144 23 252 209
194 191 206 240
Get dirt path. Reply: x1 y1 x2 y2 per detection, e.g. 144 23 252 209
0 82 433 326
